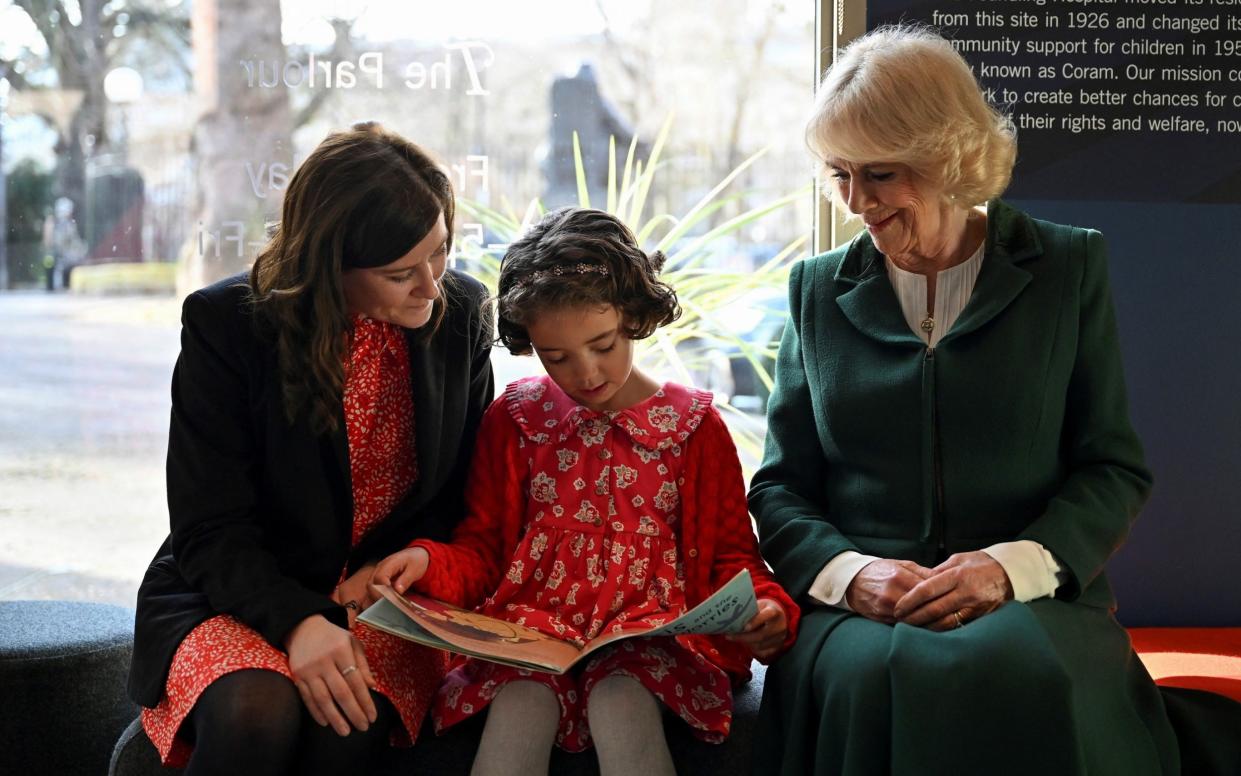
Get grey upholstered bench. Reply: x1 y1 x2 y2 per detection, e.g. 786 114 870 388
109 662 767 775
0 600 137 776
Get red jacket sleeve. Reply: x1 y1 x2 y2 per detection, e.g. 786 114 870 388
408 399 526 608
684 408 801 671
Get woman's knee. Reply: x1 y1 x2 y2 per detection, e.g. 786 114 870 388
811 630 892 710
976 639 1071 697
297 690 394 751
193 669 302 747
893 618 1072 698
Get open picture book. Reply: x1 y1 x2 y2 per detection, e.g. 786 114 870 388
358 569 758 674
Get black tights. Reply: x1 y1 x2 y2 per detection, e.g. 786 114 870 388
183 669 396 776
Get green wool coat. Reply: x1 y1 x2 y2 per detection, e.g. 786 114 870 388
748 200 1185 776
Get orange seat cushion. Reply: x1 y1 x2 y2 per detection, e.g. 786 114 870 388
1129 628 1241 704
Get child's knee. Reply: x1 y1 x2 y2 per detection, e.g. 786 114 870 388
489 679 560 727
587 675 671 763
587 675 658 717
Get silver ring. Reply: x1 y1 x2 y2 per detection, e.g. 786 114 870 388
340 665 358 677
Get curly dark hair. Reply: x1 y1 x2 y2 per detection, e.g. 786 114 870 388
248 121 455 434
497 208 681 355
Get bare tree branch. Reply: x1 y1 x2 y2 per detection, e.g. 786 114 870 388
104 6 193 82
592 0 649 121
723 3 783 175
51 0 91 75
294 17 355 128
0 59 34 91
105 5 191 43
13 0 91 85
145 28 194 82
12 0 59 61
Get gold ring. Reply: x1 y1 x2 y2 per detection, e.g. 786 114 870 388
953 610 964 628
340 665 358 677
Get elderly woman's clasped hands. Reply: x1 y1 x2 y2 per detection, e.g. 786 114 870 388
845 553 1014 631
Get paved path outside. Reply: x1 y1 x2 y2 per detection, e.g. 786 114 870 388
0 292 182 608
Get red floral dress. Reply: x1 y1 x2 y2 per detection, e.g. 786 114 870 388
141 315 447 766
426 378 736 751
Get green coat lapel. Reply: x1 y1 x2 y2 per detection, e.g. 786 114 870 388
832 199 1044 347
833 236 923 347
941 199 1042 345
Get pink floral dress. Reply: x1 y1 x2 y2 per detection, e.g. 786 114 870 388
431 378 733 751
141 315 447 766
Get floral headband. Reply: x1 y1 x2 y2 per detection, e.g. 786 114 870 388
510 263 610 290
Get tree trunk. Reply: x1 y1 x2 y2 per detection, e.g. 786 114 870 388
181 0 292 293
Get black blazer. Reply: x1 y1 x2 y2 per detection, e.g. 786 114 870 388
128 270 494 707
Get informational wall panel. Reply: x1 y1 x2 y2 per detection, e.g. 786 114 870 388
868 1 1241 202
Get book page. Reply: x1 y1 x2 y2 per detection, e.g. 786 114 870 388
361 586 583 673
645 568 757 637
357 597 456 650
360 569 759 674
563 569 759 667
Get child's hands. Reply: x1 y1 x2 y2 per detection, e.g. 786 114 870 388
330 561 377 627
371 547 430 596
726 598 788 660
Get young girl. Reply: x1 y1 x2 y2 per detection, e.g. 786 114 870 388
373 207 800 776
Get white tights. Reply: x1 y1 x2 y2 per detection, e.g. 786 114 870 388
469 676 676 776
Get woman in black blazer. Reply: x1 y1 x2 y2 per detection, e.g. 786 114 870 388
127 122 494 774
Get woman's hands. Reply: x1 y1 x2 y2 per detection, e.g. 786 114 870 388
370 546 430 595
284 549 435 735
892 551 1013 631
727 598 789 660
845 553 1013 629
284 614 377 736
844 559 935 623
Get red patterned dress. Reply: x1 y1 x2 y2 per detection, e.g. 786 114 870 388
141 315 447 766
410 376 800 752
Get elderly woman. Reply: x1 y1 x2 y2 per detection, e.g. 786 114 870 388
750 27 1241 776
127 122 494 774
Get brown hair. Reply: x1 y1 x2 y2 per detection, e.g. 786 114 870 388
248 121 455 433
496 207 680 355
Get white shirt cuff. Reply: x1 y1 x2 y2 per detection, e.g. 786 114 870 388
981 540 1066 602
808 551 882 610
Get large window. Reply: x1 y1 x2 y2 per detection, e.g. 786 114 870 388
0 0 816 606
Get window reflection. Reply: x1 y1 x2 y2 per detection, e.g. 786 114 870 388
0 0 813 604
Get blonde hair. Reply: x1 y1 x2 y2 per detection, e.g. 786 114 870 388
806 25 1016 207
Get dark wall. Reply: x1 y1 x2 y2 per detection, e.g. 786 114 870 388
1013 199 1241 626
